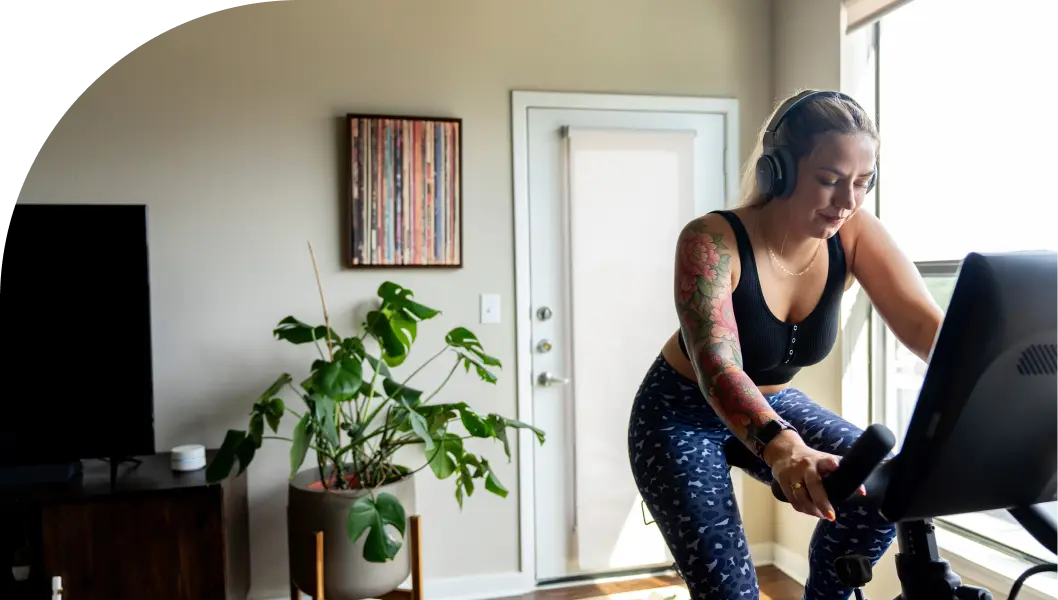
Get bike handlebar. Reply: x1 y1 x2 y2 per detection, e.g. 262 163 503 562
770 423 896 504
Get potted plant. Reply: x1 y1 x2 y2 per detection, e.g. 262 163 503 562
205 245 545 600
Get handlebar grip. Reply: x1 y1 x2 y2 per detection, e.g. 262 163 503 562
771 423 895 504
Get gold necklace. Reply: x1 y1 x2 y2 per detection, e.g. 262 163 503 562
759 211 823 277
767 243 821 276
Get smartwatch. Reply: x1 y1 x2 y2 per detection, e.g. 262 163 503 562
751 417 795 460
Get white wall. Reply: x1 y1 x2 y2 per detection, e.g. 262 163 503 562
15 1 775 597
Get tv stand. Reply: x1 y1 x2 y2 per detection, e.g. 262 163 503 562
100 455 143 487
0 451 249 600
0 461 83 487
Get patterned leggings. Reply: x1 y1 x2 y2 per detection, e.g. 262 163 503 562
627 355 896 600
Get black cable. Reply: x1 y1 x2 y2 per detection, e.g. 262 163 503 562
1008 562 1057 600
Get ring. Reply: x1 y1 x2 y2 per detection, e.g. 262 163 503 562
792 482 804 490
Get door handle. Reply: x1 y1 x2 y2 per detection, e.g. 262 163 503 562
537 372 571 386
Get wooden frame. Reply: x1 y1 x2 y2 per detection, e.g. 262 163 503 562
290 515 423 600
346 113 463 269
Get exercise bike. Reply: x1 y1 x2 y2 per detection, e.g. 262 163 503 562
726 426 1056 600
725 250 1058 600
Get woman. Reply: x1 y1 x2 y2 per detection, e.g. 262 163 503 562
627 89 943 600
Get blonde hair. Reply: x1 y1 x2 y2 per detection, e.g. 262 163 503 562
739 89 880 208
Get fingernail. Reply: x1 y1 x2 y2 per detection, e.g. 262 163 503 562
827 509 836 521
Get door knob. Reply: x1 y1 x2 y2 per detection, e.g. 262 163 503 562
537 372 570 386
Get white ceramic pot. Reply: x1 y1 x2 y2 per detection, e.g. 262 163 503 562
287 466 416 600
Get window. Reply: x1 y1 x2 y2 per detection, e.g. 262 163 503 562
871 0 1058 566
875 262 958 451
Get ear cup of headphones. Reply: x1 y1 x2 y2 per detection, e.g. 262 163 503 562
755 153 781 196
773 147 798 198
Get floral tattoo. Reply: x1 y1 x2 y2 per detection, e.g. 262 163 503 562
675 218 779 457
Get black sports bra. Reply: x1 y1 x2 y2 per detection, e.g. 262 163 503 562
677 210 846 386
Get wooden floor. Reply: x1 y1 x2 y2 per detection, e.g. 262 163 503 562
497 566 802 600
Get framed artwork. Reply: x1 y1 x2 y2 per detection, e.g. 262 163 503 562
346 113 463 268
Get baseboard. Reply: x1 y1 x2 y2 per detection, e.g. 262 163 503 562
749 542 775 567
772 544 809 586
252 571 530 600
418 571 530 600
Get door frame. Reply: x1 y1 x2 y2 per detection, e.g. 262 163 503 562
510 90 741 587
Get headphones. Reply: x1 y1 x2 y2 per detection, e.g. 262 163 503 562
754 89 877 198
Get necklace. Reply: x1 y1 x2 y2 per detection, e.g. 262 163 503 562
768 243 821 276
759 211 823 277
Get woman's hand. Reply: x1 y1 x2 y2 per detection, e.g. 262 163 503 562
763 432 866 520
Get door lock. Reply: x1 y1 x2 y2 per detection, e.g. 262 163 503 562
537 306 553 321
536 340 553 353
537 372 571 386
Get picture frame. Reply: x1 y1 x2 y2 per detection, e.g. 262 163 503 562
346 113 463 268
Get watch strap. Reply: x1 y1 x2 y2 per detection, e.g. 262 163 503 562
751 417 795 459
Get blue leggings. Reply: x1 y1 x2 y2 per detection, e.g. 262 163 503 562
627 355 896 600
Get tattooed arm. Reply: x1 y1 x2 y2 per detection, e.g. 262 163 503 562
674 215 800 462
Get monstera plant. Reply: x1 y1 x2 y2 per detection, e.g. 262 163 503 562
206 247 545 567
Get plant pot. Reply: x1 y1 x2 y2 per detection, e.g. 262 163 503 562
288 466 416 600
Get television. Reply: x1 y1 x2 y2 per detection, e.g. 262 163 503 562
1 203 155 483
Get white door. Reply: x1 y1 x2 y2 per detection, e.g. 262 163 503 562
512 92 739 583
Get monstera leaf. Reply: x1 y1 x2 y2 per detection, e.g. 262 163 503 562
347 492 407 562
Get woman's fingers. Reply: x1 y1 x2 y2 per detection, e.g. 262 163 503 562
816 455 841 476
777 477 796 511
804 467 835 521
788 475 824 518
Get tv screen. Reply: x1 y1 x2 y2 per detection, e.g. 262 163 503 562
1 203 155 468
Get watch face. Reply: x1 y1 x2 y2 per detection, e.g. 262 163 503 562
751 419 793 458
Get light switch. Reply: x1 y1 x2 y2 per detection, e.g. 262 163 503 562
480 293 501 324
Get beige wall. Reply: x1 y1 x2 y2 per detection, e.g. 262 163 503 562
773 0 845 100
17 0 775 596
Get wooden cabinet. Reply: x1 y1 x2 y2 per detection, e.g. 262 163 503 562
1 452 249 600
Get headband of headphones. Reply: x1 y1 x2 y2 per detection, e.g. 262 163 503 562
762 89 865 150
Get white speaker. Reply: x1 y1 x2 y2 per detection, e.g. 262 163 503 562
170 444 206 472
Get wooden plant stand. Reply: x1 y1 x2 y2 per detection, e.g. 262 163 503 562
291 515 423 600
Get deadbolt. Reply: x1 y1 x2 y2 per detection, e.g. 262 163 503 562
537 306 553 321
537 339 553 353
